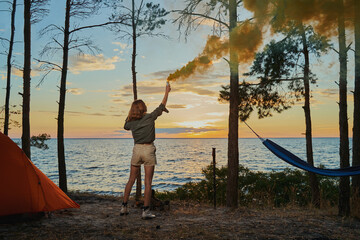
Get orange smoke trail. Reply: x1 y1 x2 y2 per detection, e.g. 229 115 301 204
243 0 355 37
167 56 211 81
167 35 228 82
167 22 264 82
168 0 356 82
230 22 263 63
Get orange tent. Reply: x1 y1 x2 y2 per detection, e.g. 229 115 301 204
0 132 79 216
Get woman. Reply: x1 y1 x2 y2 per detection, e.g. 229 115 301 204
121 83 171 219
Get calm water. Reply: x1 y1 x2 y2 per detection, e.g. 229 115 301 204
29 138 348 196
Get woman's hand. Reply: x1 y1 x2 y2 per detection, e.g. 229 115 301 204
166 82 171 93
162 82 171 106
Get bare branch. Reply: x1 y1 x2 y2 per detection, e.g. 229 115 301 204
52 37 63 48
36 68 55 87
30 0 50 24
118 3 131 12
137 31 168 39
70 21 131 34
33 57 62 87
331 47 339 55
238 17 255 25
0 36 10 42
346 42 353 52
241 77 304 86
218 0 229 8
172 10 229 29
135 0 145 26
112 29 132 38
39 41 62 57
34 58 62 70
223 57 230 65
67 37 100 56
0 1 13 4
69 0 101 19
39 24 64 36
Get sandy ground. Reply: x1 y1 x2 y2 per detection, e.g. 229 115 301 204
1 193 360 240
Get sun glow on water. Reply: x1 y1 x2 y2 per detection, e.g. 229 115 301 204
176 120 220 129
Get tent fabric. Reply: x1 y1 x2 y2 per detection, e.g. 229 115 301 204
0 132 79 216
263 139 360 177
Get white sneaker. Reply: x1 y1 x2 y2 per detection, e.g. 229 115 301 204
120 205 129 216
142 208 155 220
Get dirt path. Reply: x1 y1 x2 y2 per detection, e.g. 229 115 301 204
1 194 359 239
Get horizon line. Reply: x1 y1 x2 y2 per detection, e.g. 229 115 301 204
9 137 346 140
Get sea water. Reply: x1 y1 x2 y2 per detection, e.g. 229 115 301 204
30 138 348 196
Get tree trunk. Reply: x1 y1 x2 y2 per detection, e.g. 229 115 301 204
131 0 141 202
57 0 71 193
352 0 360 196
4 0 17 136
226 0 239 208
131 0 138 100
22 0 31 159
337 0 350 217
299 23 320 208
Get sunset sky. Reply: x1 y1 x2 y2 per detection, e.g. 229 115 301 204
0 1 356 139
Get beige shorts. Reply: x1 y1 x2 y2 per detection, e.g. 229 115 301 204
131 143 157 166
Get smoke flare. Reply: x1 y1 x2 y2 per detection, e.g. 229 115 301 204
167 23 264 82
167 35 228 82
168 0 356 82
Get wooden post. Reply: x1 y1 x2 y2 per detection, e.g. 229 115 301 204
212 147 216 209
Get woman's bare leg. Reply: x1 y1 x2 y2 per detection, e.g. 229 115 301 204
123 165 140 203
144 165 155 207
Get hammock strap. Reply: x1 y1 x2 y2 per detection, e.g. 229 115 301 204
242 121 264 142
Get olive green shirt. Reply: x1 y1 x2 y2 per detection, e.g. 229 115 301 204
124 103 166 144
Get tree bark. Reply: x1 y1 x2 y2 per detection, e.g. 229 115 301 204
226 0 239 208
131 0 138 101
299 23 320 208
352 0 360 196
4 0 17 136
57 0 71 193
22 0 31 159
131 0 142 202
337 0 350 217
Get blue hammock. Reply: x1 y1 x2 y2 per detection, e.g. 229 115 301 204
244 122 360 177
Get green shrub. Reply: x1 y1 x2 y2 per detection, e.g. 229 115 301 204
156 164 340 208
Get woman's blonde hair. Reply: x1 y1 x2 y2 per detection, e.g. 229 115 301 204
127 99 147 121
